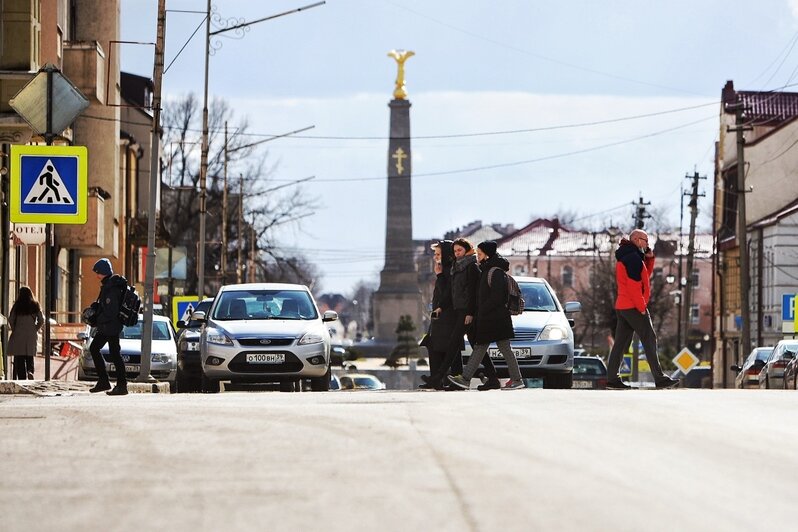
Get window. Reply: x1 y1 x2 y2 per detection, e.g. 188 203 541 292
562 265 573 288
690 304 700 324
691 268 700 288
719 169 738 241
514 264 526 275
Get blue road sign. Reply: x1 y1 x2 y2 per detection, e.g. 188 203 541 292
172 296 201 325
782 294 795 321
10 145 87 224
620 354 633 377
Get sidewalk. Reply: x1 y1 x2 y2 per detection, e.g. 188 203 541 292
0 379 171 396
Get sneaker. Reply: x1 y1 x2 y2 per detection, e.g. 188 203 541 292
447 374 470 389
89 381 112 393
655 377 679 389
606 380 631 390
502 379 526 390
477 379 501 391
106 386 129 396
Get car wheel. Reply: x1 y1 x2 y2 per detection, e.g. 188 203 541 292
201 371 219 393
175 367 189 394
310 366 331 392
279 381 296 393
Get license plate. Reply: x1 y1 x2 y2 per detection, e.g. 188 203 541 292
246 353 285 364
572 380 593 389
488 347 532 359
109 364 139 373
186 341 199 351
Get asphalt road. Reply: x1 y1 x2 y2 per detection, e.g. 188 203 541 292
1 389 796 532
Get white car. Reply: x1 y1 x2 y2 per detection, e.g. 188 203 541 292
196 283 338 392
78 315 178 387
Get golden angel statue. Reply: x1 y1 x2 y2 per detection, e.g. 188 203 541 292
387 49 415 100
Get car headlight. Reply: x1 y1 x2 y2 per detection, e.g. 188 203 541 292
299 332 324 345
206 328 233 346
151 353 171 364
538 324 567 341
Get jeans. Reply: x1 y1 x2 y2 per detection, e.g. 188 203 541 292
463 339 522 382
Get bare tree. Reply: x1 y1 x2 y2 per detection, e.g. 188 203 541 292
160 94 318 294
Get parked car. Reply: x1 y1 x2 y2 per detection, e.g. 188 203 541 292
197 283 337 393
730 347 773 389
330 339 355 368
77 315 178 388
572 355 607 389
338 373 386 390
462 277 580 389
671 366 712 388
174 297 214 393
758 339 798 389
330 374 341 390
784 349 798 390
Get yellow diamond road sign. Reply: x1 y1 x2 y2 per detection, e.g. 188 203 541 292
673 347 699 374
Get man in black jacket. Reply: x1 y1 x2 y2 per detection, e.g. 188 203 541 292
89 258 129 395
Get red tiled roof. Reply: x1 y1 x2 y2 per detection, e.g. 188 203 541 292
722 80 798 124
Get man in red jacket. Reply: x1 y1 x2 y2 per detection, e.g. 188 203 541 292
606 229 678 390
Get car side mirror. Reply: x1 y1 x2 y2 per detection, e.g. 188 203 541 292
730 365 741 373
564 302 581 313
176 320 187 329
191 311 207 323
322 310 338 322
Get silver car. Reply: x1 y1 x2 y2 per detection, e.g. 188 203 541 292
197 283 337 393
77 314 178 387
463 276 580 389
758 339 798 389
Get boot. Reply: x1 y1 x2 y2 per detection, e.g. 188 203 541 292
477 378 501 391
106 384 128 396
90 380 112 393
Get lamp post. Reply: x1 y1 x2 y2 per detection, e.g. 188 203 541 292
196 1 326 300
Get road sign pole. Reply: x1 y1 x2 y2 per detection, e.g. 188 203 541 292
43 66 55 381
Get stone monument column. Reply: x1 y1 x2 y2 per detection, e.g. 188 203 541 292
372 50 423 343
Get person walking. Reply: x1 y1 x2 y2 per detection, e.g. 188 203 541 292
8 286 45 380
605 229 678 389
419 240 456 390
449 241 525 390
421 237 489 389
89 258 129 395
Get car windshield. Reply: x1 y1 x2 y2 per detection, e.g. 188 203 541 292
574 358 607 376
519 282 558 311
212 289 318 321
120 321 172 341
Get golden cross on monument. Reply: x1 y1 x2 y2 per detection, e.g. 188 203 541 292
387 49 415 100
392 147 407 175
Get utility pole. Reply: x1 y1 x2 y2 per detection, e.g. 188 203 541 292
727 98 753 358
221 121 228 284
237 175 243 283
681 171 706 356
632 194 651 229
139 0 166 382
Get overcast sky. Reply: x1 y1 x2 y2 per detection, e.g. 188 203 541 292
121 0 798 294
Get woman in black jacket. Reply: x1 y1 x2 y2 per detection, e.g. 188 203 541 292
449 241 525 390
419 240 456 389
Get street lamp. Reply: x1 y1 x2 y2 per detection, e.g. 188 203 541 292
196 1 325 299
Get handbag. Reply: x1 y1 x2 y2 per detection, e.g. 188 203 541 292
81 301 100 326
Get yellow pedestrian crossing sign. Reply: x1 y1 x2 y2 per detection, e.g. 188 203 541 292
9 145 88 224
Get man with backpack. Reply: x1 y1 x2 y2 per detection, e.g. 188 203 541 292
449 241 525 390
88 258 129 395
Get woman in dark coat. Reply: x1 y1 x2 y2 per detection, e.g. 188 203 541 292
8 286 45 380
419 240 456 390
449 241 525 390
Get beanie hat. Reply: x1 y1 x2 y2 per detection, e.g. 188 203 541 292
93 258 113 277
478 241 498 258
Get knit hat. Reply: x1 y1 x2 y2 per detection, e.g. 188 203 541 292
92 258 113 277
478 240 498 258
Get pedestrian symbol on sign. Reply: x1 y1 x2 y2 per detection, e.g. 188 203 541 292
180 303 195 322
23 159 75 205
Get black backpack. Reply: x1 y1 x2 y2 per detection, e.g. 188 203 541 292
487 267 526 315
118 284 142 326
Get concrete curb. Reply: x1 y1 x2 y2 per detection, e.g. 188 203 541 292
0 380 171 396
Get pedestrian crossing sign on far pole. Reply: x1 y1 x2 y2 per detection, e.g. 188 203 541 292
9 144 88 224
